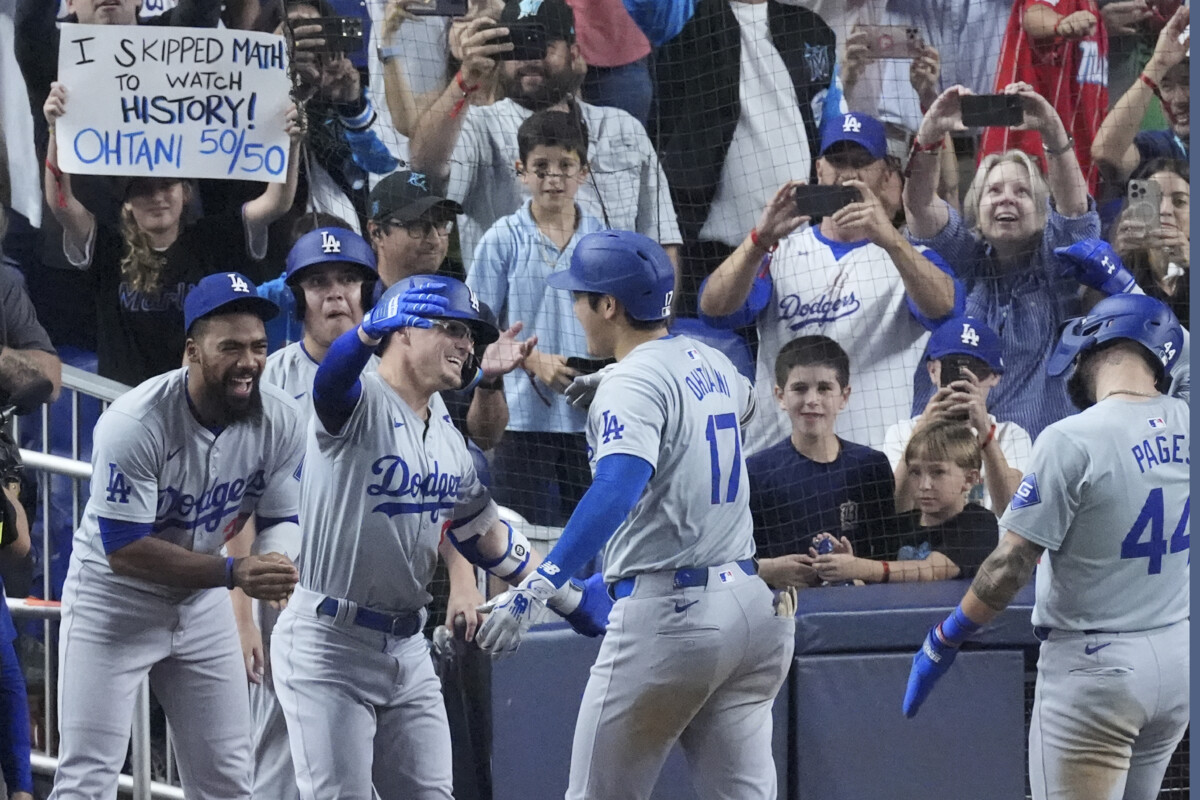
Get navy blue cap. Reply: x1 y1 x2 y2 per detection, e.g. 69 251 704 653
184 272 279 334
928 316 1005 373
820 112 888 161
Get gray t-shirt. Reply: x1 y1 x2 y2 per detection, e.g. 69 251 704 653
1000 395 1190 632
590 336 756 581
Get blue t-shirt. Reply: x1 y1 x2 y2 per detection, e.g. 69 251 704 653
1134 129 1188 163
748 437 896 559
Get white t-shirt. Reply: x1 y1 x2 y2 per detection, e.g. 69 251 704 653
697 1 814 247
744 223 938 454
882 414 1033 514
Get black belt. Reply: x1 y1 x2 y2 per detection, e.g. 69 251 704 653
317 597 422 637
1034 626 1118 641
611 559 756 600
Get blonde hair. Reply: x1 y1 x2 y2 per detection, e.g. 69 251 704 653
118 181 190 294
962 150 1051 233
904 420 982 473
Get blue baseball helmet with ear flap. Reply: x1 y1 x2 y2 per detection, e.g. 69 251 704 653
546 230 675 321
1047 293 1184 379
285 227 378 285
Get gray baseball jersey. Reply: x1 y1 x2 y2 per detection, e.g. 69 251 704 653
588 336 755 581
75 367 305 599
263 341 382 413
1000 395 1190 632
296 372 476 614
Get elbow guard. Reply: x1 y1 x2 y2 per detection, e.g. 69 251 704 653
448 512 532 582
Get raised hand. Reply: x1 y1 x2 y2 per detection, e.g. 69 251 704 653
481 322 537 378
829 179 897 246
754 180 811 249
916 85 972 144
1055 239 1138 295
361 280 449 340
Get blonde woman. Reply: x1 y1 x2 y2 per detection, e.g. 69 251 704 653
43 80 303 386
902 82 1099 440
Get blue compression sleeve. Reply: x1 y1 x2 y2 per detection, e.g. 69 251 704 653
0 602 31 793
537 454 654 588
312 326 373 433
623 0 694 46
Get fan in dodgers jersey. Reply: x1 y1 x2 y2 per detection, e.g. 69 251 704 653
269 274 610 800
476 230 795 800
903 293 1189 800
48 272 305 800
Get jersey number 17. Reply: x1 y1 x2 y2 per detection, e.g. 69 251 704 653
1120 489 1189 574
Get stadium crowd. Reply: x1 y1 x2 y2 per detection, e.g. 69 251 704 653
0 0 1190 794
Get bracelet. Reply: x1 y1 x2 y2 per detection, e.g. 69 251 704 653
749 227 778 253
44 159 67 210
879 560 891 584
449 71 481 119
1043 134 1075 157
477 375 504 391
1139 72 1165 102
225 556 236 590
981 423 997 449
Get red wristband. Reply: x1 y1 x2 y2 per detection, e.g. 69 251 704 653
44 159 67 209
880 560 891 584
450 71 482 119
1140 73 1164 102
981 423 997 449
749 227 778 253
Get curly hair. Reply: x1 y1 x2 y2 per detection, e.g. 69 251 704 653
118 181 191 294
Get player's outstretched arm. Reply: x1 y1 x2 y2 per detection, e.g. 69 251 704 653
106 535 299 600
902 532 1043 717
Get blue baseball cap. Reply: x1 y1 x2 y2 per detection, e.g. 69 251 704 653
546 230 675 321
820 112 888 161
927 316 1005 373
184 272 279 334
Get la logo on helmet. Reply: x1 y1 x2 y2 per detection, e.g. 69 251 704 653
321 232 342 254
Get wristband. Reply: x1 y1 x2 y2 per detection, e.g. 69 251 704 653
45 159 67 210
749 227 778 253
449 71 481 119
981 423 997 449
1043 134 1075 157
1139 72 1165 102
225 556 237 590
936 604 982 646
879 560 891 584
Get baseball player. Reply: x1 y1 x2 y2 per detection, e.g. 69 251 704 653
48 272 304 800
270 275 609 800
902 293 1189 800
476 230 796 799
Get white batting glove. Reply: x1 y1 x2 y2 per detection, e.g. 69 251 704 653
564 364 616 409
475 571 561 657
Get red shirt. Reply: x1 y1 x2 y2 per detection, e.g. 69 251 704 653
566 0 651 68
979 0 1109 193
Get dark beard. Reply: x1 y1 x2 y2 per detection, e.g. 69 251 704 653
501 66 582 112
195 372 264 426
1066 368 1095 411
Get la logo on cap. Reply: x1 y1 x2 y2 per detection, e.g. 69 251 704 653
321 231 342 254
959 323 980 347
843 115 862 133
227 273 250 293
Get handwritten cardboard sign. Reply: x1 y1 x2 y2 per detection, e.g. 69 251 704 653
55 24 292 182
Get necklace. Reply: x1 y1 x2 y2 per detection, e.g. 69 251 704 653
1100 389 1158 401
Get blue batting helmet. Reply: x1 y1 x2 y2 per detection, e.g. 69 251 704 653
1046 294 1184 379
546 230 675 321
382 275 500 346
285 227 378 286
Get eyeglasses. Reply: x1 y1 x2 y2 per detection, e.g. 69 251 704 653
388 219 454 239
523 163 584 180
431 319 474 344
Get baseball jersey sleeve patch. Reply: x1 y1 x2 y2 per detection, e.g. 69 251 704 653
1010 473 1042 509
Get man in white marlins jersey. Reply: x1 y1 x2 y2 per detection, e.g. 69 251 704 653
699 111 962 452
270 275 609 800
477 231 795 799
903 294 1189 800
49 273 304 800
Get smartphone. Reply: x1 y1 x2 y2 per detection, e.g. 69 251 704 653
794 184 861 218
860 25 925 60
939 354 976 387
960 94 1025 128
491 21 548 62
294 16 364 54
1126 179 1163 234
409 0 468 15
566 357 615 375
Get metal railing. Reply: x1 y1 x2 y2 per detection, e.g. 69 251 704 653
10 366 183 799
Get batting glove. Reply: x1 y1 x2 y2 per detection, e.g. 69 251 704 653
360 279 449 340
1054 239 1137 296
564 364 616 409
476 570 559 656
902 606 981 718
547 573 612 637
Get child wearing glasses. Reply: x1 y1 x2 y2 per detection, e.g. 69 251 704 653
467 109 607 527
